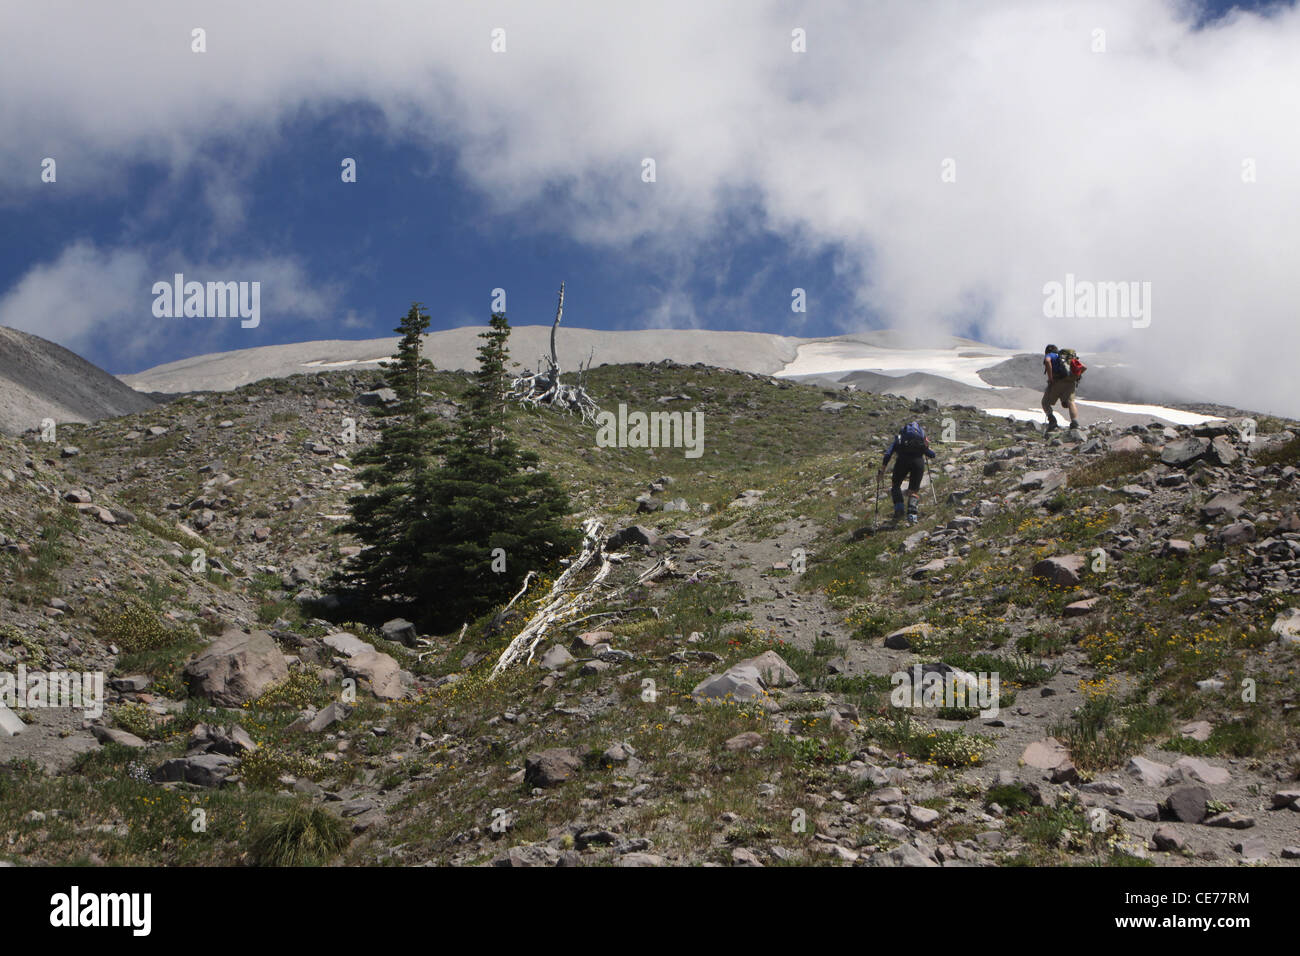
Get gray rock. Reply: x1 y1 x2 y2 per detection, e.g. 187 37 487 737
1202 492 1245 520
184 629 289 707
0 704 25 737
1219 520 1256 546
524 748 583 788
90 725 146 748
1151 825 1185 851
152 753 239 788
1032 555 1085 587
1270 608 1300 646
539 645 575 670
323 632 372 657
1160 438 1210 468
380 618 418 646
343 649 405 700
1269 789 1300 810
1169 756 1230 786
1165 785 1211 824
358 388 398 407
1020 469 1065 492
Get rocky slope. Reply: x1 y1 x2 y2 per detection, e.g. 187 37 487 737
0 327 157 436
0 360 1296 867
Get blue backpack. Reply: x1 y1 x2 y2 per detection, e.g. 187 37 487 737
1047 350 1069 379
898 422 927 455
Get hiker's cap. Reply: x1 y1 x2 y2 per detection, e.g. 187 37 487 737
1045 344 1058 353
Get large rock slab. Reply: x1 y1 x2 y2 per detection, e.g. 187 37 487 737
1160 438 1210 468
0 704 26 737
322 632 372 657
1170 756 1230 786
1271 608 1300 646
1108 435 1146 453
1032 555 1085 587
1165 785 1211 823
184 629 288 707
1021 737 1072 771
343 649 405 700
524 748 582 788
1020 470 1065 492
1126 756 1173 787
380 618 418 647
152 753 240 788
884 623 931 649
730 650 799 688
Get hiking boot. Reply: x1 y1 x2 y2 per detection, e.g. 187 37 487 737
1069 419 1080 431
1044 418 1058 433
906 513 919 525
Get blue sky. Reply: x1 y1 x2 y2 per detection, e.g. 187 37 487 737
1 0 1297 418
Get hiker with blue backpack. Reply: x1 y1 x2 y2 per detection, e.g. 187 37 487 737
877 421 937 525
1042 344 1086 433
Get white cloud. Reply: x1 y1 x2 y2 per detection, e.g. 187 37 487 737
2 1 1299 414
0 240 342 366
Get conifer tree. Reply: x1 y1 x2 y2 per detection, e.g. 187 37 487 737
411 313 580 629
335 303 439 605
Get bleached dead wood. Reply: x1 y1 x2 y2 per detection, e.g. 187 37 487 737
489 520 675 679
508 282 601 424
489 569 536 632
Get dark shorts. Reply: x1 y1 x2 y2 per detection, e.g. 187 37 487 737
891 455 925 501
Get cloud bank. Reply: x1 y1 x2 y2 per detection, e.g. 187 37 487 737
1 0 1298 415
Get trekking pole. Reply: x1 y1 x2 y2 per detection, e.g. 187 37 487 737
926 459 939 508
872 469 881 530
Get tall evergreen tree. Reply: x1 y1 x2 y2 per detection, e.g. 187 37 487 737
335 303 440 606
410 313 580 630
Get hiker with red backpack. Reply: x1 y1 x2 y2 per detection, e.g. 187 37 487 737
1041 344 1086 433
877 421 937 525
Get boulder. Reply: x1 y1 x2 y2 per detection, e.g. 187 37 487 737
884 623 931 649
343 649 405 700
1219 520 1256 547
380 618 418 646
524 748 582 788
1170 756 1230 786
184 629 289 707
152 754 239 788
538 645 575 670
572 630 614 650
1126 756 1173 787
1160 438 1210 468
1108 435 1145 453
1208 436 1239 466
1164 785 1211 824
91 725 146 748
1032 555 1085 587
1020 470 1065 492
1021 737 1072 771
0 704 23 737
358 388 398 407
1063 597 1100 617
1270 608 1300 646
730 650 799 688
1201 492 1245 520
323 632 373 658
